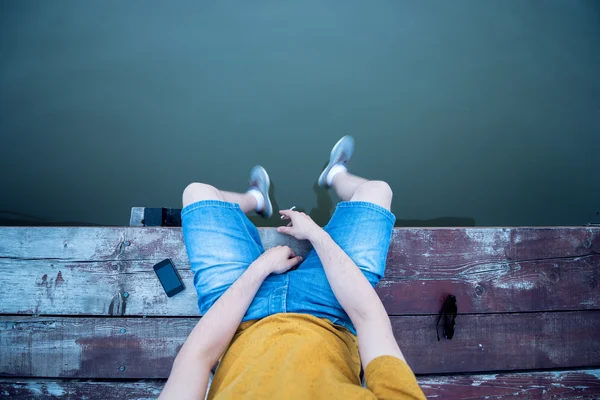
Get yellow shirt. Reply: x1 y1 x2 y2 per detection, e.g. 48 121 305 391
209 313 426 399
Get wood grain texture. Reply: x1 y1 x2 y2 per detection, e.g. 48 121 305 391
2 370 599 399
1 312 599 378
0 259 198 316
0 227 311 265
0 379 163 399
0 227 598 316
419 369 600 399
381 227 600 314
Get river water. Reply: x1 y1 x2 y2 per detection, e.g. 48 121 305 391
1 1 599 227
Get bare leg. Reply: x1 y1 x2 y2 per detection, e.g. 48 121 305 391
182 183 257 214
331 172 393 211
330 171 367 201
221 191 258 214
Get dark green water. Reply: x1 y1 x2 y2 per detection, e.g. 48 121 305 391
1 1 599 227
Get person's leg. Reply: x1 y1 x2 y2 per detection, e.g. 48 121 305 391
182 183 258 214
181 166 278 317
287 190 394 333
182 165 273 217
331 172 393 210
287 136 395 334
325 172 395 286
321 140 395 285
316 134 393 210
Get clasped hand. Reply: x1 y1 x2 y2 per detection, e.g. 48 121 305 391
252 210 323 276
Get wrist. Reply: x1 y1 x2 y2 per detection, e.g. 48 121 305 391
308 227 328 244
248 260 271 281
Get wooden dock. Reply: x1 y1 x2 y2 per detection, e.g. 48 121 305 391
0 225 599 398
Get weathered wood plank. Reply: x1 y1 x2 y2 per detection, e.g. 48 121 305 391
0 260 198 316
419 369 600 399
0 227 310 265
1 255 597 317
2 226 597 273
3 369 599 399
0 379 163 399
2 227 597 266
1 312 598 378
380 227 600 314
378 253 600 315
1 227 597 316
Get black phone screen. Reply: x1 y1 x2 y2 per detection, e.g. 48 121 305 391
154 259 185 297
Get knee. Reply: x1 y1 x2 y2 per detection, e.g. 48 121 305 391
182 183 222 207
366 181 393 199
356 180 393 199
351 180 393 210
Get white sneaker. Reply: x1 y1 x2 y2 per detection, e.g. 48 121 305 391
317 135 355 188
249 165 273 218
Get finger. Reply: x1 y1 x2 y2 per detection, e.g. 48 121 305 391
285 255 303 267
279 209 298 219
286 247 296 258
277 226 292 236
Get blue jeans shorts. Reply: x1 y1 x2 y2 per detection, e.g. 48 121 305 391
181 200 395 335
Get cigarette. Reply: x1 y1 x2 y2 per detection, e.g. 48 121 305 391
281 206 296 219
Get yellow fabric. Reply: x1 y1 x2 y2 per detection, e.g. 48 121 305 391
208 313 426 400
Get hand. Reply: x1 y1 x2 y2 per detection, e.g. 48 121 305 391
277 209 323 241
252 246 303 276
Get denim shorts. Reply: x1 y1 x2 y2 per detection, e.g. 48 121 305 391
181 200 395 335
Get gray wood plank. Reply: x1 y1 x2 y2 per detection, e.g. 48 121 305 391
0 259 197 316
2 370 599 399
0 227 597 316
0 227 600 268
1 312 599 378
3 226 597 264
0 227 311 264
2 256 598 316
419 369 600 399
0 379 162 399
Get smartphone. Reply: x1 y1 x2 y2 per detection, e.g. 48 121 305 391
153 259 185 297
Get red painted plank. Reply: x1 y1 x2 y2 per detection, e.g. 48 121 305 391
386 228 600 274
1 312 598 378
396 311 600 374
379 227 600 314
380 227 599 313
377 253 600 314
